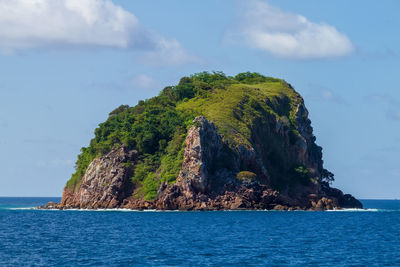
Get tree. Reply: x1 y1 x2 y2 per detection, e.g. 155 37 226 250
321 169 335 184
109 105 129 116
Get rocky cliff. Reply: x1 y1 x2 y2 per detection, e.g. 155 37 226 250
60 146 137 209
44 72 362 210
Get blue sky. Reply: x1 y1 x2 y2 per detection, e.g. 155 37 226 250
0 0 399 198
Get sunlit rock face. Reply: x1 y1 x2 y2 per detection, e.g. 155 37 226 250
61 146 136 209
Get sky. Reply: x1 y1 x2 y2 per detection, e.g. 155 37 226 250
0 0 399 198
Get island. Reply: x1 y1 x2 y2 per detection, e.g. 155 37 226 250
43 72 362 211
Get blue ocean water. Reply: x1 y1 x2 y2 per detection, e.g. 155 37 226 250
0 198 399 266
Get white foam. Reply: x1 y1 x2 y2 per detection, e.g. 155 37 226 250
3 207 391 212
326 208 379 212
7 207 36 210
37 208 180 212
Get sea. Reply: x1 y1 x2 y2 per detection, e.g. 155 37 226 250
0 198 399 266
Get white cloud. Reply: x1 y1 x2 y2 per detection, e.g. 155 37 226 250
0 0 196 64
0 0 138 51
227 0 354 59
366 94 399 106
131 74 158 89
142 37 202 66
306 83 346 104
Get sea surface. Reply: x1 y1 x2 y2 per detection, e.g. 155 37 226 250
0 198 399 266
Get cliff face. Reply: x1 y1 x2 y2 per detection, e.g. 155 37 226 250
60 146 136 209
48 72 362 210
56 115 361 211
152 113 360 210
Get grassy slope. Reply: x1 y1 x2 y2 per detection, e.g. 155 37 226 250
178 81 302 148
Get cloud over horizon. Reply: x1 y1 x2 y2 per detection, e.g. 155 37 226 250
226 0 354 59
0 0 196 64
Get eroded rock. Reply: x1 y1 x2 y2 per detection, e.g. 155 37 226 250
60 146 137 209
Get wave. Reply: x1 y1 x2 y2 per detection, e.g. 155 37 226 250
35 208 181 212
5 207 37 210
326 208 380 212
2 207 395 212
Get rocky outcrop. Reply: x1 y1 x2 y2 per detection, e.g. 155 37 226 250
176 116 224 195
59 146 137 209
322 185 363 209
153 182 281 210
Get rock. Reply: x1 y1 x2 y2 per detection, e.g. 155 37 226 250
176 116 223 194
322 186 363 209
312 197 333 211
45 202 56 209
339 194 363 209
60 146 137 209
273 205 288 211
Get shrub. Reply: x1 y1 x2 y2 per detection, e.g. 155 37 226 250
237 171 257 181
294 166 312 185
321 168 335 184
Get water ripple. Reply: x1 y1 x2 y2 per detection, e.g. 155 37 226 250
0 198 399 266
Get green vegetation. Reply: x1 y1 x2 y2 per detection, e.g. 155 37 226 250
321 168 335 185
177 77 301 148
66 90 191 192
294 166 313 185
66 71 323 198
237 171 257 182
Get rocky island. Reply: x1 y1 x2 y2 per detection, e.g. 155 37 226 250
44 72 362 211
